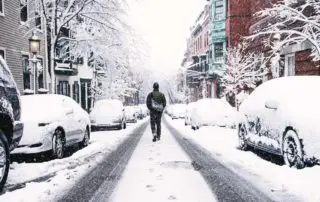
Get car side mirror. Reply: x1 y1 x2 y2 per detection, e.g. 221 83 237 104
65 107 74 115
265 100 279 110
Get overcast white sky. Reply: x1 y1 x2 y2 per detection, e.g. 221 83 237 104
128 0 207 77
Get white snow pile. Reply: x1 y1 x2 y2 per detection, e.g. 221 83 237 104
0 119 148 202
167 118 320 202
239 76 320 160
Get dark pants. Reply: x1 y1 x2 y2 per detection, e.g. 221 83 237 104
150 112 162 138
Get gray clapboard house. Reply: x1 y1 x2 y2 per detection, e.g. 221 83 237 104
0 0 48 94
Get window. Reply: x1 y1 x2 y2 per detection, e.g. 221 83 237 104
0 0 4 15
0 48 5 60
285 54 295 76
37 57 44 89
215 1 224 20
22 55 31 89
73 81 79 103
58 81 70 96
20 0 28 22
35 12 41 30
214 43 224 63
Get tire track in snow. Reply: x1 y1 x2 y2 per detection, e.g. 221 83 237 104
56 122 149 202
164 118 275 202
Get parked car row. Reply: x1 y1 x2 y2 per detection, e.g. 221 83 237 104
0 56 149 191
172 76 320 169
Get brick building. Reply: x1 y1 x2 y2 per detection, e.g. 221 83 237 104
183 3 211 102
226 0 251 47
248 0 320 78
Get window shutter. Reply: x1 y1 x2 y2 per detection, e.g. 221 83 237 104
67 83 70 97
57 83 60 94
72 84 75 99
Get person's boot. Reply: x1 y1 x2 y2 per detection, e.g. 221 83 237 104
157 134 161 141
152 133 157 142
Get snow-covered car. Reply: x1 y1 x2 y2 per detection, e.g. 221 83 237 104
170 104 187 119
190 98 237 130
12 94 90 159
238 76 320 168
165 105 173 117
134 106 144 119
124 106 138 123
138 104 149 117
185 102 196 126
90 99 126 130
0 56 24 191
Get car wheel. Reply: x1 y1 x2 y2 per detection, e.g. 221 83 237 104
282 130 305 169
79 128 90 148
52 129 65 159
0 129 9 192
238 124 248 150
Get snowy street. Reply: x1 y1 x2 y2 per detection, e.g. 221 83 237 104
1 115 320 201
109 121 216 202
167 117 320 202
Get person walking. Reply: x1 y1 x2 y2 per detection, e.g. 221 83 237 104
146 82 167 142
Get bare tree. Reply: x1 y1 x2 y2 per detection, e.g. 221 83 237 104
24 0 128 93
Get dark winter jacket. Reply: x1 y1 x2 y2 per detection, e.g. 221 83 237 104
146 90 166 114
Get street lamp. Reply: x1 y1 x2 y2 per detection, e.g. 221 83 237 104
29 31 41 94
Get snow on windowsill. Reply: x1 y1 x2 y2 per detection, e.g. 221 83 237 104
38 88 49 93
23 89 34 94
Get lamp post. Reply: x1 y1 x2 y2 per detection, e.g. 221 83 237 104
29 31 41 94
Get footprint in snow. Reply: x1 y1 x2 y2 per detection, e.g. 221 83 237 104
146 184 156 192
149 168 154 173
148 157 154 161
156 174 163 180
168 195 177 200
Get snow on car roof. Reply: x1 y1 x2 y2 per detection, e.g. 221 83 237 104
20 94 66 121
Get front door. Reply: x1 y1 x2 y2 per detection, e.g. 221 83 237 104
80 79 92 112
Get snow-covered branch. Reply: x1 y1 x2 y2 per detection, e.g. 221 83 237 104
221 44 268 99
247 0 320 61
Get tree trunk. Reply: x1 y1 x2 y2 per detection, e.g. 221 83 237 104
50 43 55 94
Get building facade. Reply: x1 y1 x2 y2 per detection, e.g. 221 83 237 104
248 0 320 79
0 0 48 95
183 4 212 102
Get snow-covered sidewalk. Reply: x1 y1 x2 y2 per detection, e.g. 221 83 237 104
167 117 320 202
110 124 217 202
0 119 148 202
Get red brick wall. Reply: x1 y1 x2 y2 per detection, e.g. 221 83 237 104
227 0 252 47
295 50 320 75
